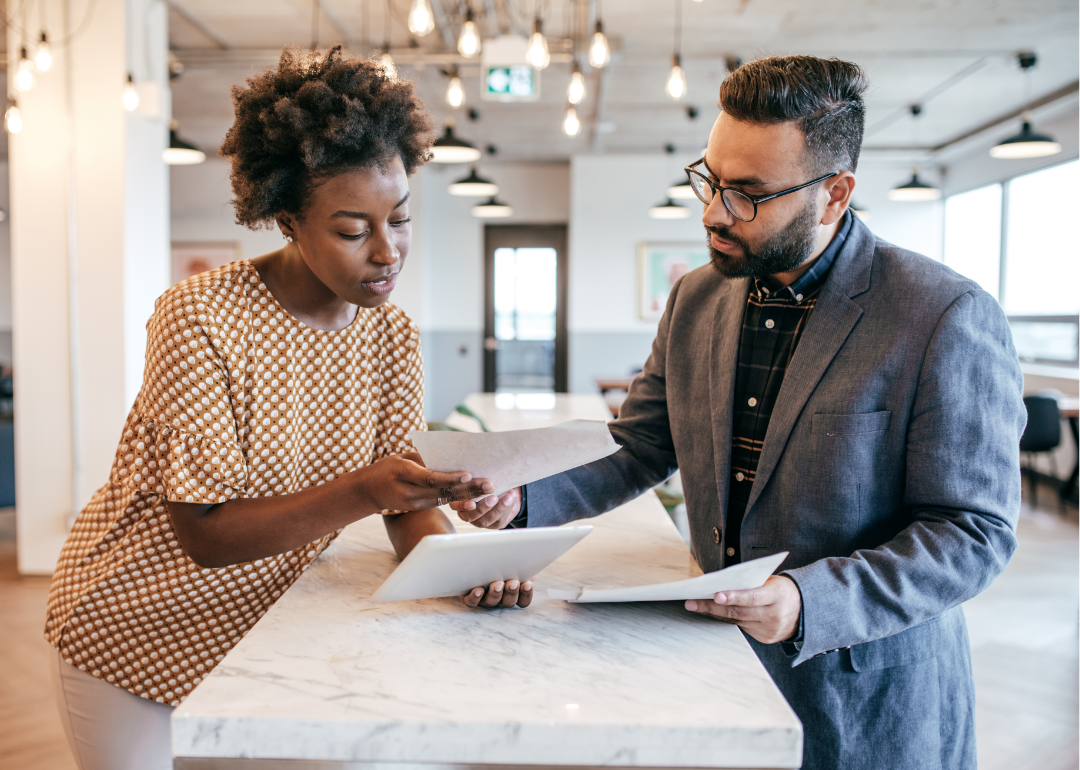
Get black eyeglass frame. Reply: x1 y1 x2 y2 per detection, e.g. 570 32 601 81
684 157 838 222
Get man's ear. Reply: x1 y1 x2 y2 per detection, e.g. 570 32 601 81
821 172 855 226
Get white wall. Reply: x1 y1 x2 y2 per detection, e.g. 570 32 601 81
10 0 171 574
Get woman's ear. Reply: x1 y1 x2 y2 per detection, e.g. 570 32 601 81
274 212 298 242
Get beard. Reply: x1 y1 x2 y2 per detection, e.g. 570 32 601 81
707 196 819 279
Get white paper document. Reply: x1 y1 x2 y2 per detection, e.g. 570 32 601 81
409 420 620 497
548 551 789 603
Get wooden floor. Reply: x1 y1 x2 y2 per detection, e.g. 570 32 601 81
0 484 1076 770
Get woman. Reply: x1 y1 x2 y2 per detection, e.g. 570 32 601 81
44 46 528 770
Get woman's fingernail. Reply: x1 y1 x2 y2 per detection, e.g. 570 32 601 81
486 496 498 506
483 482 494 492
474 589 483 597
507 580 520 591
685 600 698 611
714 593 726 604
460 474 472 482
523 581 533 591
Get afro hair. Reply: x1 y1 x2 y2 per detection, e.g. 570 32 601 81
220 45 436 228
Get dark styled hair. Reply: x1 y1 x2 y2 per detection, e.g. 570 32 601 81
221 45 436 228
718 55 868 174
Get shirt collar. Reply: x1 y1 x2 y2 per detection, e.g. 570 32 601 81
754 209 853 303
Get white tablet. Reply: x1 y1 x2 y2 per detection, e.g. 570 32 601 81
371 525 593 602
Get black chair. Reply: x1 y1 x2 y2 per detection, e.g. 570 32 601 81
1019 395 1062 510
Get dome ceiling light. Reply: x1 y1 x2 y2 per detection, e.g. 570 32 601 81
449 167 498 197
163 121 206 165
429 122 482 163
648 198 691 219
667 178 696 200
888 167 940 202
472 197 513 218
991 52 1061 160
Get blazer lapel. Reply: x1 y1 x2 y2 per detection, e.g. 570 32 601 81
708 276 751 523
743 220 876 515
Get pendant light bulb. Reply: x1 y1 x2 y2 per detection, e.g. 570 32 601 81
567 63 586 105
123 74 140 112
589 21 610 68
378 43 397 79
666 54 686 100
446 75 465 108
35 32 52 72
563 105 581 137
527 17 550 69
458 12 481 57
5 101 22 134
15 48 34 92
408 0 435 37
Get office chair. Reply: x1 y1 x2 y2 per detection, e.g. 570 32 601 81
1019 395 1062 511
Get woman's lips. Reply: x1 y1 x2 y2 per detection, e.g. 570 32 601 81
361 272 398 295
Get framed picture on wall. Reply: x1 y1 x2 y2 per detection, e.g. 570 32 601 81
638 241 711 320
171 242 242 286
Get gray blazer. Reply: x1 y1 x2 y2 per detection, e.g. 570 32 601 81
526 215 1025 770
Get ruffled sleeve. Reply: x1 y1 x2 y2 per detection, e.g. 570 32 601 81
373 310 426 460
115 284 249 503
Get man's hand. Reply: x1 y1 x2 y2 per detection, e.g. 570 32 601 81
450 487 522 529
461 579 534 609
684 574 802 645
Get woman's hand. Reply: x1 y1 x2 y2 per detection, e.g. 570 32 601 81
450 487 522 529
461 579 534 609
362 452 493 513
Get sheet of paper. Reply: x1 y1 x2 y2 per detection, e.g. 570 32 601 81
409 420 620 497
548 551 789 603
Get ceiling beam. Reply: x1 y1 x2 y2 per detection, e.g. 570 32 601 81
166 0 230 50
431 0 457 50
863 80 1079 153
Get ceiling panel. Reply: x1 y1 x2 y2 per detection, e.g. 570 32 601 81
166 0 1079 163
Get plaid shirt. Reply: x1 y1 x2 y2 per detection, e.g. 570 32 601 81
724 212 853 564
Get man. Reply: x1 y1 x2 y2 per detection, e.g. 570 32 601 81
454 56 1025 770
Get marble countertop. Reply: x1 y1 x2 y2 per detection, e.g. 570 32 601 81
172 394 801 768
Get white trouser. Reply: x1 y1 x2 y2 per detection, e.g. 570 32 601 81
50 649 174 770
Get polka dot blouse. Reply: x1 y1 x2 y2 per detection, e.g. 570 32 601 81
45 261 426 705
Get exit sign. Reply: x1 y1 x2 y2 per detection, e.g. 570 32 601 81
483 65 539 102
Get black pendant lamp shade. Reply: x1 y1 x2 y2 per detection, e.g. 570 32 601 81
163 122 206 165
991 116 1062 160
429 124 482 163
448 167 499 197
888 168 940 202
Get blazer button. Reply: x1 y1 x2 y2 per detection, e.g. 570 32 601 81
712 526 720 543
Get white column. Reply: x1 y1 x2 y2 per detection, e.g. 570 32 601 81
9 0 170 574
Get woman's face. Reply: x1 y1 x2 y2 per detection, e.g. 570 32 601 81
279 157 412 309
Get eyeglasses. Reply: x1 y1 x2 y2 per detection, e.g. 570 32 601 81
684 157 838 222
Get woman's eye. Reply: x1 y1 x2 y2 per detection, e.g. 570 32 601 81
340 232 368 241
391 217 412 227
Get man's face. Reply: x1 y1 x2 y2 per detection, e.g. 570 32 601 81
702 113 824 279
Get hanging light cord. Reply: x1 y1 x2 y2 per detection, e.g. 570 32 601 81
674 0 681 57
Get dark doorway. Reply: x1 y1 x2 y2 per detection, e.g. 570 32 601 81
483 224 568 393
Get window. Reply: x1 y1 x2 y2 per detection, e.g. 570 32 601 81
943 184 1002 300
1003 159 1079 316
942 159 1079 366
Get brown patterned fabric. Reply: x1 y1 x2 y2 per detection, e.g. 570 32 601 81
45 260 425 705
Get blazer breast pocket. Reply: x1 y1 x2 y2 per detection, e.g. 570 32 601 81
812 410 892 436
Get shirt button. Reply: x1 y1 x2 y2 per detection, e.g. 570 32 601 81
765 319 775 329
735 471 745 482
748 397 758 407
726 547 735 557
712 526 720 543
795 293 803 301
